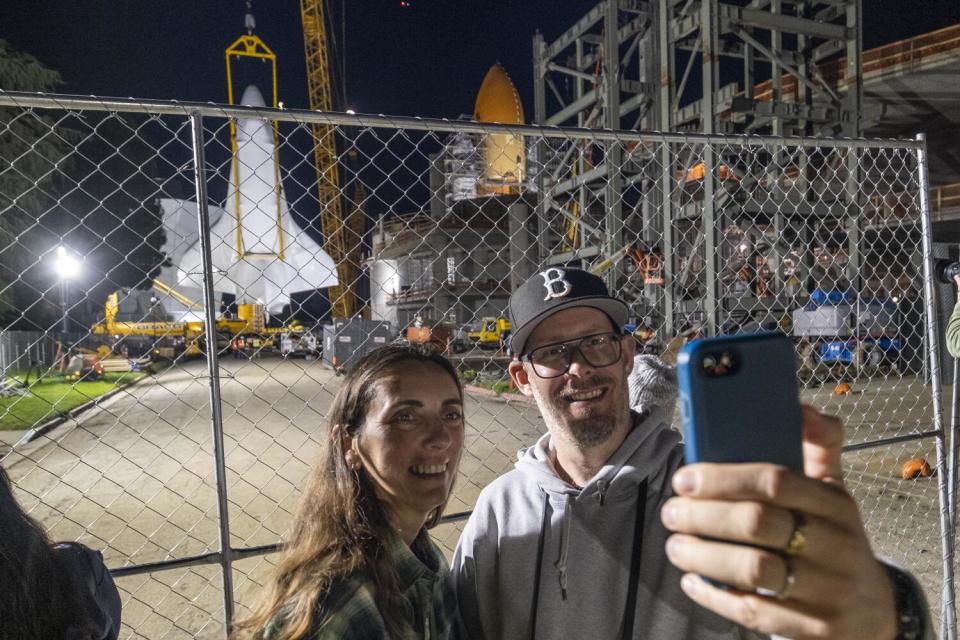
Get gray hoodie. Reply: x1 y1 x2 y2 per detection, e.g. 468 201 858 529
452 407 757 640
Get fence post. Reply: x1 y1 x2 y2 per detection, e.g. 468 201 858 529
950 357 959 546
190 111 235 632
917 132 956 640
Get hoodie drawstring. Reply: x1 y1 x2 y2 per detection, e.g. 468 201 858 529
554 499 573 600
621 479 649 640
529 491 551 640
529 480 648 640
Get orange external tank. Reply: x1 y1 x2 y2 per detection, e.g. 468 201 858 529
474 63 525 195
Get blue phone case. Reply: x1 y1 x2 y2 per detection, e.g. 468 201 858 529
677 332 803 472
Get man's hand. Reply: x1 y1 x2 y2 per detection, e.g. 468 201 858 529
661 406 897 639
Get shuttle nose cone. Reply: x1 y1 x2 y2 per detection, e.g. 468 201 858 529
240 84 267 108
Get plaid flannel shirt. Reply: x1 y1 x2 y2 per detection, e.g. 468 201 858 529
264 528 459 640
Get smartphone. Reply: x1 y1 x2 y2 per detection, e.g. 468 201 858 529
677 332 803 472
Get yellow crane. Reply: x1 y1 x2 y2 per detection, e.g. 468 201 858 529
300 0 358 319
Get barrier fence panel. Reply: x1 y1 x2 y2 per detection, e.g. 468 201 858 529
0 91 953 639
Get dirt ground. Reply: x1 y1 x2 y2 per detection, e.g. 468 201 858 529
0 357 951 638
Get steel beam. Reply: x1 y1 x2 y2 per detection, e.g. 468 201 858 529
576 13 653 69
733 26 841 104
545 1 608 60
730 98 855 125
660 0 676 337
547 245 603 264
730 6 848 40
547 62 598 84
189 112 235 630
603 0 624 291
546 90 598 126
701 0 719 335
533 31 550 264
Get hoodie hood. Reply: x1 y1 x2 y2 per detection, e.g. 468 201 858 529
515 404 680 501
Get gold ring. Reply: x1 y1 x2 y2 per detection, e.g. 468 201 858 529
775 556 797 601
784 510 807 557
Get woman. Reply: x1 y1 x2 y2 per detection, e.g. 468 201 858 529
234 345 465 640
0 465 122 640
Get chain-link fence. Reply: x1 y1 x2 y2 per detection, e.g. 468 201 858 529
0 90 953 638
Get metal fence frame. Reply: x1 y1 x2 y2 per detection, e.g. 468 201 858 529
0 89 955 638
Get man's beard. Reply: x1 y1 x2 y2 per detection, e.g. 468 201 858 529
534 373 630 449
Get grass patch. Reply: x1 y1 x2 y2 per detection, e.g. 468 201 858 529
468 376 518 395
0 371 146 431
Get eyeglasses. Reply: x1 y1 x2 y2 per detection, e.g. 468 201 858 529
522 332 624 379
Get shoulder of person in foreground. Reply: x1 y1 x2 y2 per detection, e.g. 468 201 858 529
52 541 122 640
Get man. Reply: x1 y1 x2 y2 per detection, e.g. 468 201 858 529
452 268 928 640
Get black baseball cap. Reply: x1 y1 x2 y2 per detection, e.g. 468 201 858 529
508 268 629 356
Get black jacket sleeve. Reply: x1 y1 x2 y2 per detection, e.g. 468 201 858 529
53 542 122 640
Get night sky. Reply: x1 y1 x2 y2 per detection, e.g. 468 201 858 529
1 1 958 324
2 1 958 121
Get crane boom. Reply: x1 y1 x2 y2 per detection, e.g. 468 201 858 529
301 0 356 318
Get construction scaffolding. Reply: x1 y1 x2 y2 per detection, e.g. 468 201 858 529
532 0 960 339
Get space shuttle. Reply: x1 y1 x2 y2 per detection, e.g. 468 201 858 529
171 84 338 315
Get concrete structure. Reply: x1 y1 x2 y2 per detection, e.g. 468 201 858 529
369 207 514 329
370 65 535 330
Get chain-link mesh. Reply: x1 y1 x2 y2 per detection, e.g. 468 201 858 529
0 92 950 638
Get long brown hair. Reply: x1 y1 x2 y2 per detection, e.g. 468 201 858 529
0 465 86 640
232 345 464 640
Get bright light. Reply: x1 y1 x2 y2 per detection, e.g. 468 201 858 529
738 243 749 252
54 246 80 280
346 109 356 115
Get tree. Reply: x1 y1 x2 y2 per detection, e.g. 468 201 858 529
0 39 70 329
0 41 168 332
60 114 168 318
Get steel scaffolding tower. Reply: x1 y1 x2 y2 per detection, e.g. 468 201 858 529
532 0 864 336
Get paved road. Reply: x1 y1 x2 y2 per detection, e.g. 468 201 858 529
0 358 949 638
1 358 545 639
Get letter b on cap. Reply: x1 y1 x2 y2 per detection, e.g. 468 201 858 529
541 268 572 301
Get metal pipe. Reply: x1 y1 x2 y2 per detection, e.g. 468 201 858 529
111 552 222 578
700 0 719 335
949 357 959 544
916 132 956 640
672 37 701 114
108 510 475 578
840 430 943 453
0 90 922 150
190 112 236 629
